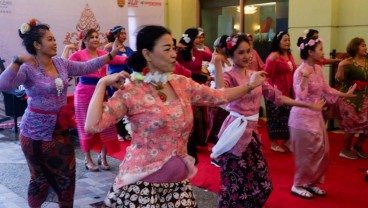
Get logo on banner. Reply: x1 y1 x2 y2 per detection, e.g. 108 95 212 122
140 0 162 7
128 0 139 7
0 0 13 14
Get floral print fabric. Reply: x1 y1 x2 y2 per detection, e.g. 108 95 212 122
218 139 273 208
104 179 197 208
90 75 228 188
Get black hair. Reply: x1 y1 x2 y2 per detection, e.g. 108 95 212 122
297 38 322 60
297 29 319 46
127 25 171 72
306 29 319 39
106 26 125 42
177 28 199 62
217 35 229 49
270 31 290 54
80 28 98 50
225 34 250 57
18 23 50 55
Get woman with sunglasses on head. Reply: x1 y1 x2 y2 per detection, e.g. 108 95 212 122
211 34 324 207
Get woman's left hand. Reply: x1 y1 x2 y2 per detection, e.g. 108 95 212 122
345 83 357 97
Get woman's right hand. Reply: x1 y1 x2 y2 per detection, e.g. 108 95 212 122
308 99 326 111
110 39 123 57
249 71 267 88
101 71 131 89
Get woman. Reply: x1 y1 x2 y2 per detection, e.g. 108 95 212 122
85 25 266 208
206 35 231 151
264 31 296 153
0 18 120 208
69 28 127 171
105 25 134 141
194 27 212 54
211 34 324 207
335 37 368 159
297 29 340 65
290 38 355 199
177 27 213 163
245 33 265 71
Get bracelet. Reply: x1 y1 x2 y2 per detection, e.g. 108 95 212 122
108 53 113 61
246 82 254 93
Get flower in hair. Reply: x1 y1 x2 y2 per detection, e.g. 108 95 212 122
226 36 238 50
78 32 83 40
299 43 305 50
29 18 37 26
20 23 31 34
307 39 315 47
182 34 191 43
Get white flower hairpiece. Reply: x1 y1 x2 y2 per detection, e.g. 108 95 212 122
20 23 31 34
20 18 37 34
182 34 191 43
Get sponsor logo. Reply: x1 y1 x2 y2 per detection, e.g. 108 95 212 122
140 0 162 7
128 0 139 7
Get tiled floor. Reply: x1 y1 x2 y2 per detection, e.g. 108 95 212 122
0 129 217 208
0 139 116 208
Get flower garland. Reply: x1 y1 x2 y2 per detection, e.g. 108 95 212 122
299 38 322 50
131 67 172 102
20 18 37 34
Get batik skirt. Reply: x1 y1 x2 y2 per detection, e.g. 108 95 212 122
20 131 76 208
265 99 291 140
104 179 197 208
217 139 273 208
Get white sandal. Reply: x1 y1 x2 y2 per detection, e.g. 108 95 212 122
271 145 285 153
291 186 314 199
303 184 326 196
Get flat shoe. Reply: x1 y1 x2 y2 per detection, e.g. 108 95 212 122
303 185 326 197
291 186 313 199
339 150 358 160
352 146 368 159
271 145 285 153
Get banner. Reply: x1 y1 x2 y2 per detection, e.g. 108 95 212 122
0 0 164 93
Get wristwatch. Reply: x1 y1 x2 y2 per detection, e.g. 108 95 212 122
12 56 23 66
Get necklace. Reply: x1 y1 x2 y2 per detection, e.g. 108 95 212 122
150 82 167 102
131 70 172 102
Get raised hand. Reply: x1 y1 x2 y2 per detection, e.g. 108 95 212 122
249 71 267 88
101 71 131 89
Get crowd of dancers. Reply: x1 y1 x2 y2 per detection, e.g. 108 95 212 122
0 17 367 208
